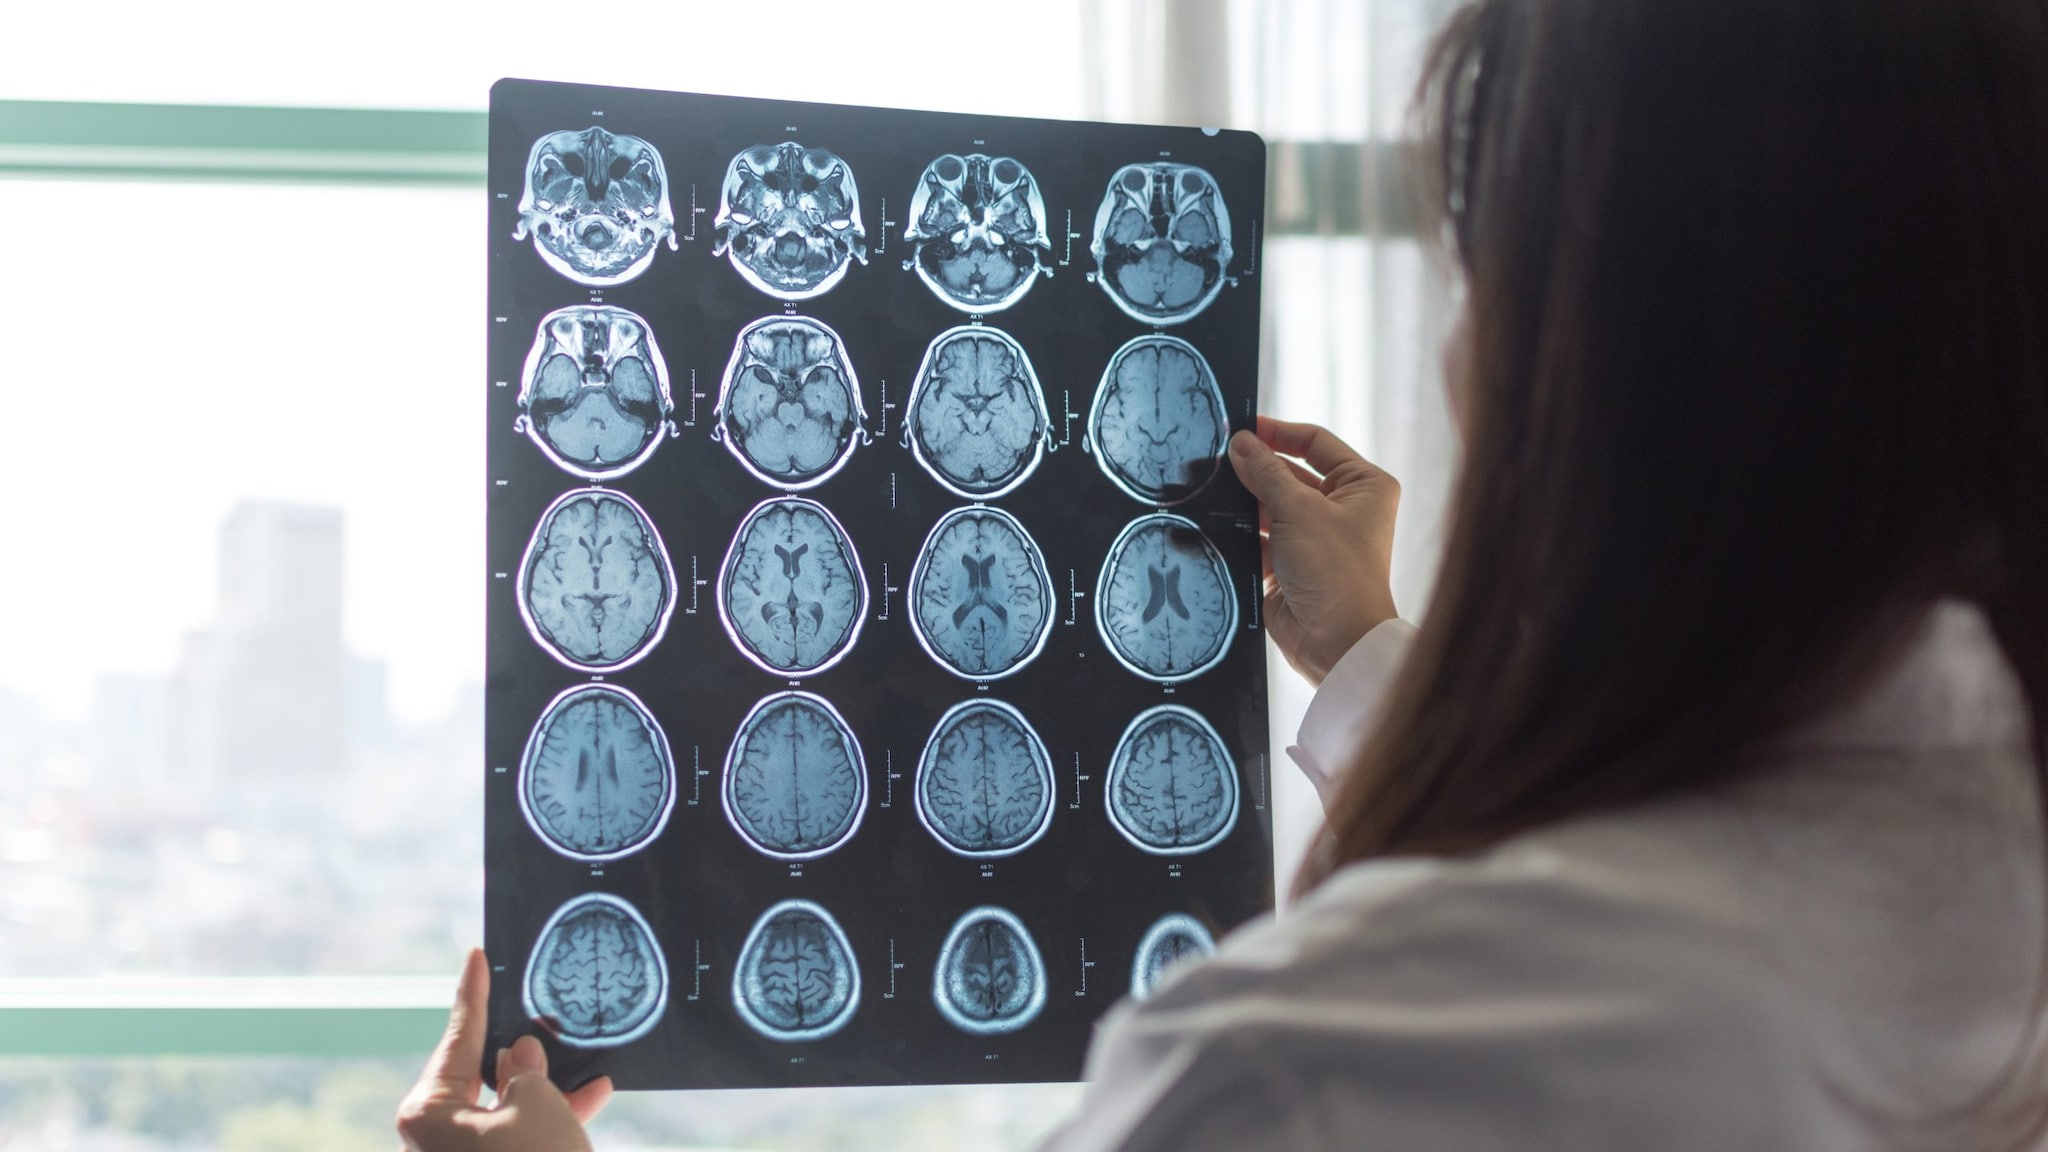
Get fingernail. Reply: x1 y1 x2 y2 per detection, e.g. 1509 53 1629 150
505 1034 545 1075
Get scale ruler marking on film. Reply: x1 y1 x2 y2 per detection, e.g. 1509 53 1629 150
683 369 704 428
687 940 707 1001
1076 938 1094 996
877 563 899 621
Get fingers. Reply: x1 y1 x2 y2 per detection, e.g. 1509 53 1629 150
563 1077 614 1124
1255 417 1374 478
1229 431 1315 513
415 949 490 1111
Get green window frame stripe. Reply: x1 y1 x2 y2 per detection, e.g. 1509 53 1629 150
0 980 450 1057
0 99 1415 234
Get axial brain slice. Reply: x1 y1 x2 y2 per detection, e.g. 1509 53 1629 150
933 907 1046 1035
717 317 863 489
714 142 868 300
1090 336 1227 503
733 900 860 1041
521 491 674 671
724 693 866 859
916 701 1054 857
521 686 673 860
1131 914 1216 1000
903 153 1052 314
720 499 866 675
1096 515 1236 682
1090 163 1234 325
905 327 1047 499
1106 706 1238 854
911 508 1053 679
523 894 667 1047
518 306 673 479
515 127 677 286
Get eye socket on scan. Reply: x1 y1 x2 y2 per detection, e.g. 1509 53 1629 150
714 142 870 300
902 153 1053 315
514 126 678 286
1089 162 1235 326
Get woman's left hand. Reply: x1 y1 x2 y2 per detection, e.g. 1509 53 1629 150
396 949 613 1151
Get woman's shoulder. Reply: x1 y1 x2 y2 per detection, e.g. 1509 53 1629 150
1050 847 1816 1152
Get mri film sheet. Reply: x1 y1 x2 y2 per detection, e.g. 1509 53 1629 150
486 80 1269 1092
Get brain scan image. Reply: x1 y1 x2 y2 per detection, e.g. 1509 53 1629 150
514 127 677 286
718 497 868 676
1130 913 1216 1000
1104 705 1239 855
914 700 1055 858
722 691 868 860
1095 513 1237 683
522 893 668 1048
903 154 1052 314
714 316 866 490
714 142 868 300
909 507 1053 681
517 306 674 481
519 488 676 673
733 899 861 1041
932 906 1046 1036
1087 335 1228 505
518 684 674 862
1090 163 1234 326
903 326 1050 500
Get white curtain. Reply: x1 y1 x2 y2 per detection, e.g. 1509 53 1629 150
1084 0 1464 893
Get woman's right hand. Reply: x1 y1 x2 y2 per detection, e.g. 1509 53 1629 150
1228 418 1401 687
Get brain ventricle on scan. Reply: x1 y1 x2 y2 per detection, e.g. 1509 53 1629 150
715 142 868 300
1088 335 1229 505
519 684 675 862
909 506 1055 681
716 315 866 490
718 497 869 676
515 127 678 286
903 153 1053 314
1090 162 1234 325
903 325 1050 500
517 305 674 480
1095 513 1238 683
518 488 676 673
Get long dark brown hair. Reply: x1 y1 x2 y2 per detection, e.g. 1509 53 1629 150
1305 0 2048 882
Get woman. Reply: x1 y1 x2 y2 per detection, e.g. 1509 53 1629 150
399 0 2048 1147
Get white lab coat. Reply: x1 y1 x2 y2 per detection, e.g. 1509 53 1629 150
1038 602 2045 1151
